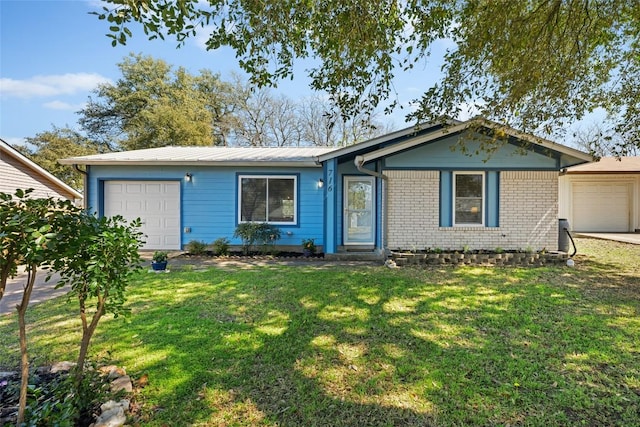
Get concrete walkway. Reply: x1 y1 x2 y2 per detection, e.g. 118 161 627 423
0 270 67 316
575 232 640 245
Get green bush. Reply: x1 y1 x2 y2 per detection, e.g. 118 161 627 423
24 362 112 427
233 223 281 255
211 237 230 256
186 240 208 255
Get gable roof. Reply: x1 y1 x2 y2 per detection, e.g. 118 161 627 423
566 156 640 174
322 117 593 168
316 119 461 162
60 146 335 167
1 138 83 200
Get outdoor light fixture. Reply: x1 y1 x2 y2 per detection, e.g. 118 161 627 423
185 173 193 182
318 179 324 188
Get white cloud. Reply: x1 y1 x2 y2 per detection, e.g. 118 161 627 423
0 73 111 99
43 100 85 111
455 102 484 121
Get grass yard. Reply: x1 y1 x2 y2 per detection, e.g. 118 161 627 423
0 238 639 426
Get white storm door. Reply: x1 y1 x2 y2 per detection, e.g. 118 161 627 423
344 176 375 245
104 181 181 250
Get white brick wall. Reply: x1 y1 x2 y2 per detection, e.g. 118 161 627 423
386 170 559 252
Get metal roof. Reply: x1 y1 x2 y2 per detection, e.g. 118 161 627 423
566 156 640 173
60 146 336 167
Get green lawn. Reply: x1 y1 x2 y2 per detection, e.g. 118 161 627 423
1 238 639 426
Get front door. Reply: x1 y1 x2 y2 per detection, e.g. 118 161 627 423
344 176 375 245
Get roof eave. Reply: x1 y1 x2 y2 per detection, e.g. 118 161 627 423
354 118 594 166
316 118 461 162
566 170 640 175
1 140 83 200
58 159 323 168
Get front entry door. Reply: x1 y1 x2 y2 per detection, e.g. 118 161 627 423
344 176 375 245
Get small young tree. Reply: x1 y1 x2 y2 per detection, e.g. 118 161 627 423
0 189 80 424
53 213 143 386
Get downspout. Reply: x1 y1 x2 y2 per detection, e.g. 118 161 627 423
73 164 88 210
354 155 386 180
354 156 389 257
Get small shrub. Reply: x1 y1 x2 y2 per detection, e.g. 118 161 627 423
301 238 316 255
211 237 230 256
234 223 281 255
152 251 168 262
186 240 208 255
24 363 112 427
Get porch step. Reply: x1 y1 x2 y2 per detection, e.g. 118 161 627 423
325 251 386 262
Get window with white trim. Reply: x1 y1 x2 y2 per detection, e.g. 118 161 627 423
453 172 484 226
239 175 297 224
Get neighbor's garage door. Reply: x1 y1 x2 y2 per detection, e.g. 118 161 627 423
572 182 631 232
104 181 181 250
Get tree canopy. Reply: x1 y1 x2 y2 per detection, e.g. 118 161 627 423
78 53 235 150
16 127 102 190
96 0 640 154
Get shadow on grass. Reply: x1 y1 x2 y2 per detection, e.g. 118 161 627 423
1 251 638 426
92 261 639 426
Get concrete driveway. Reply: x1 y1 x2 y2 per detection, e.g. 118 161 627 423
0 269 67 315
575 232 640 245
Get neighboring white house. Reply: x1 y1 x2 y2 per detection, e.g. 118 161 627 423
0 138 83 203
559 157 640 233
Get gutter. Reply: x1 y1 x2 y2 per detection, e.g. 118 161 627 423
73 164 88 210
354 155 387 180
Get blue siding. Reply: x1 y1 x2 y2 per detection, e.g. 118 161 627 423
88 165 325 249
323 158 338 253
486 171 499 227
384 132 559 170
440 171 453 227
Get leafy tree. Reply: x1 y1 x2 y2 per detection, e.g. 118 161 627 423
53 213 143 387
96 1 640 153
16 127 101 190
78 53 235 150
1 189 143 424
0 189 79 424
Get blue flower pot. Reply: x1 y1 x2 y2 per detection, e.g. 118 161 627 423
151 261 167 271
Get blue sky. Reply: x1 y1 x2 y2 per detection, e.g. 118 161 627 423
0 0 452 147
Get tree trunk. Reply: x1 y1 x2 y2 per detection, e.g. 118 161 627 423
17 265 37 425
74 296 105 387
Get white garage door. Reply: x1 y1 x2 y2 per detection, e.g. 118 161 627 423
104 181 181 250
572 182 631 232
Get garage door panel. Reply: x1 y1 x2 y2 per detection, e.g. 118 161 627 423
572 182 630 232
104 181 180 250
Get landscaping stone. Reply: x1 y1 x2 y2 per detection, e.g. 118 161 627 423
390 250 569 267
99 365 127 380
110 375 133 393
50 360 76 373
92 399 130 427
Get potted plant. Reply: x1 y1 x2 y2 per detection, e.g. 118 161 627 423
301 238 316 257
151 251 168 271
